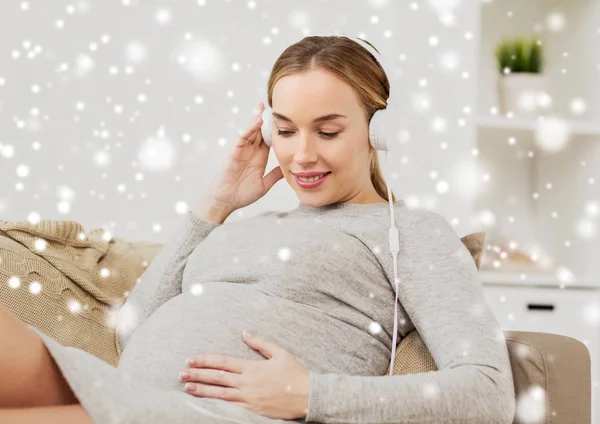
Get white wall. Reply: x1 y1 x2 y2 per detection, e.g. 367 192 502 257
0 0 478 243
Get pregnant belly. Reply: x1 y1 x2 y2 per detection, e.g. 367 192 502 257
117 284 275 391
117 282 372 392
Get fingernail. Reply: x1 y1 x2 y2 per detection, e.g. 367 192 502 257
187 358 196 366
179 371 190 381
185 383 196 392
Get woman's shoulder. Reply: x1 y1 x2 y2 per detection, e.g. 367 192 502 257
393 205 456 238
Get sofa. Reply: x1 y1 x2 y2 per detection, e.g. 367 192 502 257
0 217 592 423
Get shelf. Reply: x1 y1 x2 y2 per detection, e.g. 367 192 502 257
479 270 600 290
476 116 600 136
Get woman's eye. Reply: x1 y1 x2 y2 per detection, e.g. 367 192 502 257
277 130 294 137
276 130 339 139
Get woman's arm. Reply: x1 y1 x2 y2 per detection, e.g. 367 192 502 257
305 211 516 424
115 209 224 353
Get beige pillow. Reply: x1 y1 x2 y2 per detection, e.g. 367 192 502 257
460 232 486 271
387 232 486 376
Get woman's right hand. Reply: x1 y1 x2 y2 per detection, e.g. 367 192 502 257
196 102 284 218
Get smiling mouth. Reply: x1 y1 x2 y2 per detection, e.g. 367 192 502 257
296 172 331 182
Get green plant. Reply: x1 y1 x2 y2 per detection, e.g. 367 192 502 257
495 36 544 74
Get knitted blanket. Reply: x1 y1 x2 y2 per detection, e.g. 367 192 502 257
0 218 161 366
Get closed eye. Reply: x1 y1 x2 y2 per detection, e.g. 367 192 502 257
277 130 340 139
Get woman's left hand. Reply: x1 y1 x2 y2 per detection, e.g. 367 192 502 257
179 330 310 420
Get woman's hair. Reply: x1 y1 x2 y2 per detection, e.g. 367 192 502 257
266 35 396 203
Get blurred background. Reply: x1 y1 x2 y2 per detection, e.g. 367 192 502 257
0 0 599 420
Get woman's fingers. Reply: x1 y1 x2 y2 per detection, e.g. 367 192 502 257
254 116 264 146
235 103 266 147
251 103 266 145
261 166 283 191
236 117 261 146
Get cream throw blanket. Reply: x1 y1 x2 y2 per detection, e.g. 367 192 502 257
0 218 160 366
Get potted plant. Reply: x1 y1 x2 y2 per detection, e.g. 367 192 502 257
495 36 548 118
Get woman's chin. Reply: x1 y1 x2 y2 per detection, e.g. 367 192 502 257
298 195 330 207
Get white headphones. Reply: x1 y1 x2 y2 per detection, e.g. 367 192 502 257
261 34 402 376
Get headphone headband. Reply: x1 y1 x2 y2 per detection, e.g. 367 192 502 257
348 36 381 61
336 34 388 75
338 34 392 105
311 33 385 69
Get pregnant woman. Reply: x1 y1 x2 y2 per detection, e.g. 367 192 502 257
0 35 515 424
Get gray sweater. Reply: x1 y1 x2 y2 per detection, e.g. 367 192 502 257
32 199 515 424
115 199 515 423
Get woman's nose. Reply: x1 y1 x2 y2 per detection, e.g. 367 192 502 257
293 135 319 163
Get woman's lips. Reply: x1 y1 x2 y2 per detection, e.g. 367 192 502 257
295 172 331 188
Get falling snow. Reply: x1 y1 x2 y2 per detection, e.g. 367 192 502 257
0 1 599 419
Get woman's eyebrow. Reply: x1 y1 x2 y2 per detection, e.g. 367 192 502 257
272 112 348 123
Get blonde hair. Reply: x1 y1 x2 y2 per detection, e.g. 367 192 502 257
266 35 396 203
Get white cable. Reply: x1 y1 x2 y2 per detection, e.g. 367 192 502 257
383 150 401 376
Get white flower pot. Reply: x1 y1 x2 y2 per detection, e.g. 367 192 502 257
497 73 549 118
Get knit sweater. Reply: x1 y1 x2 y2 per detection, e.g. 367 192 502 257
112 199 515 424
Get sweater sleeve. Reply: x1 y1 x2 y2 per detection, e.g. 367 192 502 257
116 210 222 353
305 211 516 424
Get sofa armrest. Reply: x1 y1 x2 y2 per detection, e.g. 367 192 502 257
504 330 591 424
389 329 591 423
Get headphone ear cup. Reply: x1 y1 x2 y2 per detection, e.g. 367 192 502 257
368 109 390 151
261 104 273 147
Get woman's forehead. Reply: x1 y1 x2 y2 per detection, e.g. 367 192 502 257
273 70 351 97
272 72 361 117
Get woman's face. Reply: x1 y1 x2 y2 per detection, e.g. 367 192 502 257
270 69 383 207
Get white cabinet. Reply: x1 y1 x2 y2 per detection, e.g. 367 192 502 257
482 283 600 423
